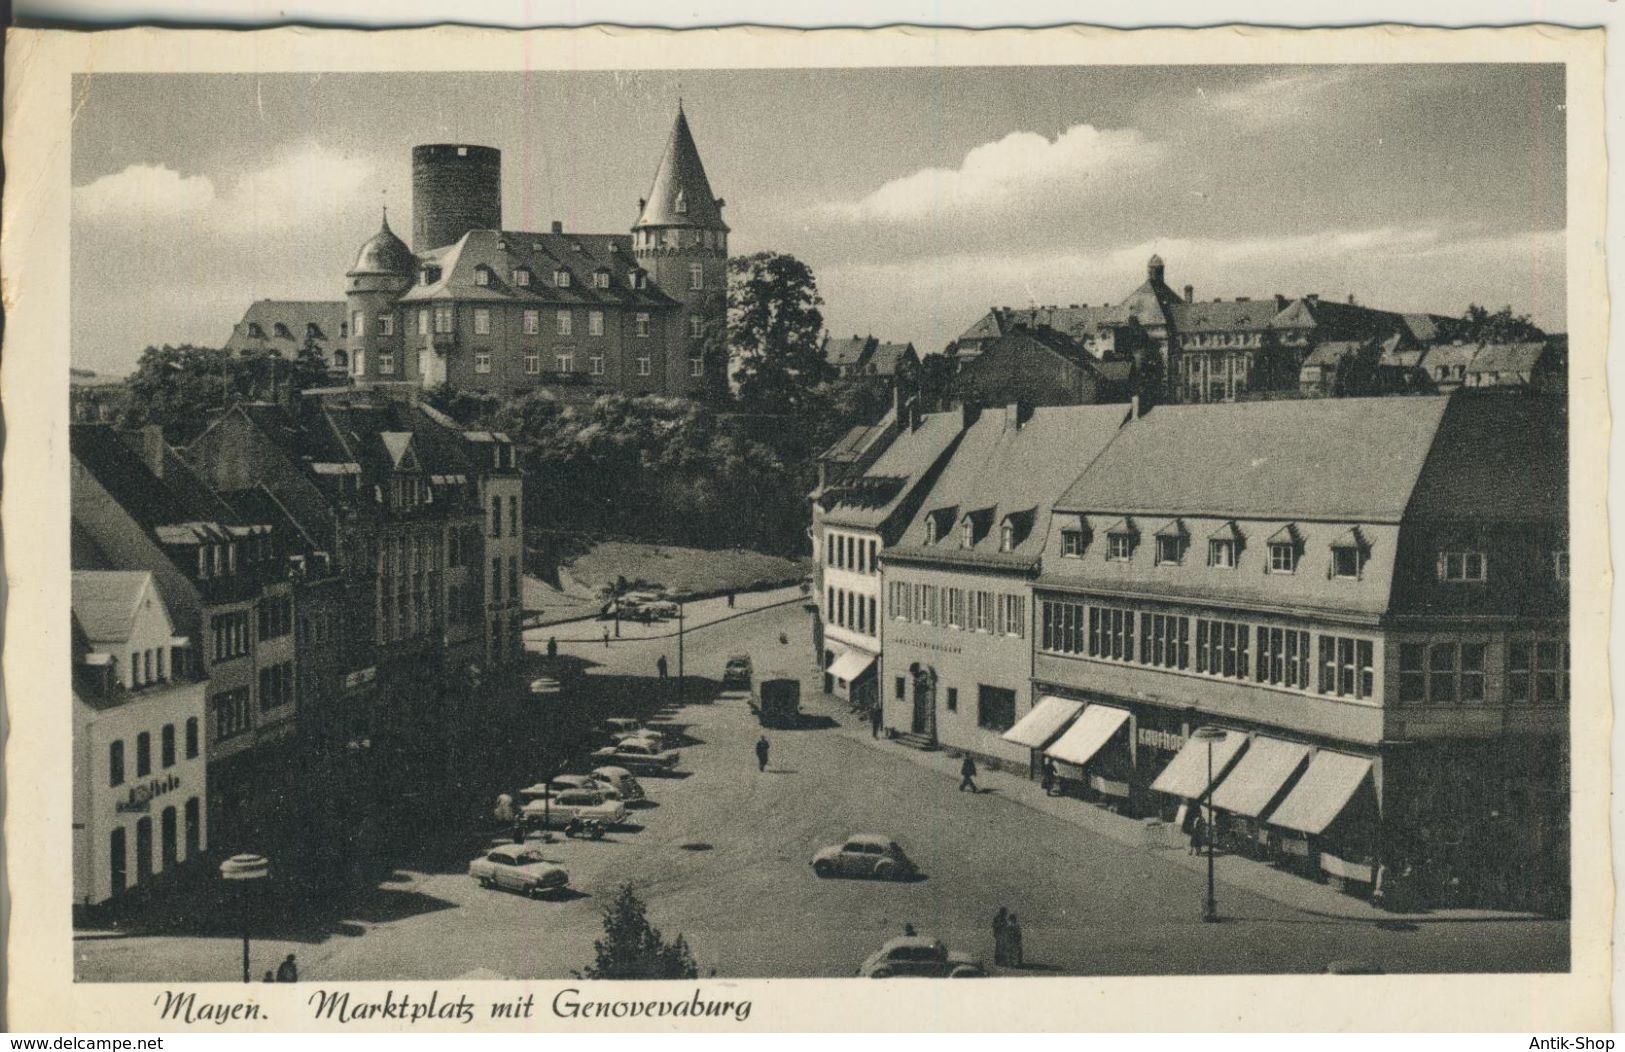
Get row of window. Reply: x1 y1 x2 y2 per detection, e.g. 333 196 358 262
258 662 294 712
257 595 292 641
194 533 274 582
892 677 1018 733
472 351 691 378
826 585 878 637
887 581 1027 638
491 555 520 605
470 262 680 292
489 494 520 539
1039 599 1376 700
631 227 727 251
825 531 878 575
108 719 200 786
1396 640 1570 704
106 796 202 897
213 688 252 742
122 646 180 690
210 611 250 664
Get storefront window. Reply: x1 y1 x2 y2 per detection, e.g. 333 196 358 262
1399 643 1426 703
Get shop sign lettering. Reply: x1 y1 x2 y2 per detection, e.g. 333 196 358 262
115 772 181 813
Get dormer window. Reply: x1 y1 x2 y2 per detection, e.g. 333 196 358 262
1209 538 1237 568
1108 534 1133 561
1331 529 1367 579
1438 550 1487 583
1156 535 1184 564
593 270 611 290
675 190 687 214
1269 542 1297 573
631 270 648 290
421 264 440 286
1060 527 1086 558
247 323 265 339
273 322 293 339
999 523 1014 552
555 269 572 288
306 322 324 340
474 266 491 287
925 518 938 545
513 268 531 287
961 520 974 549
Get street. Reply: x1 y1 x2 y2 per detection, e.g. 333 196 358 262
76 597 1568 982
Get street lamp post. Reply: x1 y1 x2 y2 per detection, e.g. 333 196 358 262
677 599 686 705
1190 727 1228 924
219 853 270 982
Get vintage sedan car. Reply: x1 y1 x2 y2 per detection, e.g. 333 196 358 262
521 788 627 830
546 774 626 802
598 718 644 740
811 834 918 881
591 738 681 773
613 729 669 751
857 937 984 978
722 655 753 689
468 846 570 898
590 766 646 802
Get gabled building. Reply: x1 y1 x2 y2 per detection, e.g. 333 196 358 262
1029 394 1567 911
822 334 921 381
73 571 210 911
812 406 968 708
879 402 1130 759
343 106 727 402
948 326 1141 409
226 300 349 377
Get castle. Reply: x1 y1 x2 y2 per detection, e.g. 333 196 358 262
336 105 728 401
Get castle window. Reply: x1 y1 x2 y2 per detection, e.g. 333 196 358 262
417 310 429 336
377 314 394 336
475 351 491 374
689 315 704 339
689 263 704 290
378 352 396 374
556 351 574 373
556 311 572 337
473 309 491 336
590 354 605 376
554 269 572 288
522 310 539 336
637 356 651 376
631 270 648 290
592 271 610 290
513 268 531 287
333 349 348 368
635 313 651 338
474 267 491 287
433 305 454 334
354 349 366 376
589 311 604 337
273 322 293 339
675 190 687 214
524 352 540 375
247 322 265 339
351 311 364 337
689 357 704 378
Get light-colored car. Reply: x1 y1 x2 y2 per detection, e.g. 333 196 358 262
811 834 918 881
591 766 646 802
722 655 753 689
599 718 643 739
857 937 984 978
614 729 668 751
468 845 570 898
547 774 626 802
521 788 628 829
592 738 681 773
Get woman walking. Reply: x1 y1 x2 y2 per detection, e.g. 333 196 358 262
1005 913 1025 969
992 907 1010 966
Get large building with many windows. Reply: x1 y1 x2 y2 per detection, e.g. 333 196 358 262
343 106 727 401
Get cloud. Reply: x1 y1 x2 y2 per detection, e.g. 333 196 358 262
1201 68 1360 125
73 163 217 221
820 123 1164 225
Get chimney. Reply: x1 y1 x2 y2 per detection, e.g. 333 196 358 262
1274 294 1288 310
141 425 167 479
961 403 981 430
551 220 564 234
1184 284 1194 304
1306 293 1320 304
1131 394 1141 420
1348 293 1357 305
1004 401 1031 430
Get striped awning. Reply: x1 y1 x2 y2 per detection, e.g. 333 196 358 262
1150 728 1248 799
1002 696 1084 749
1044 705 1131 767
1267 751 1373 835
1211 736 1311 817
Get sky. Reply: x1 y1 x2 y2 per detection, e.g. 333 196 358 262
70 65 1567 375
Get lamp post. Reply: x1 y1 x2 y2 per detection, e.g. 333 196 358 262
219 853 270 982
677 599 686 705
1190 726 1228 923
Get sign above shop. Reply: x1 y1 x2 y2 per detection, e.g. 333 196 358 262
114 772 181 813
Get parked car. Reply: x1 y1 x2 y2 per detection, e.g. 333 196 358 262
547 774 627 803
599 717 643 739
522 788 627 830
857 937 984 978
752 675 801 728
614 729 668 751
591 766 646 802
722 655 753 689
592 738 682 773
468 846 569 898
811 834 918 881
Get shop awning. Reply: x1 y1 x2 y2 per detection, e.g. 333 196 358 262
1267 751 1372 835
828 648 876 684
1210 736 1311 817
1150 728 1248 798
1044 705 1131 767
1003 696 1085 749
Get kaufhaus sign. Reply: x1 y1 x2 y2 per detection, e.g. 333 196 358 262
113 772 182 813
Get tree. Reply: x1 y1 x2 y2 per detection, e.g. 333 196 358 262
579 883 699 980
1459 304 1545 345
293 333 334 390
120 344 263 442
727 252 831 414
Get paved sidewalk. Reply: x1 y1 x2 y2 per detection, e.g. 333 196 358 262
523 585 808 644
807 691 1545 926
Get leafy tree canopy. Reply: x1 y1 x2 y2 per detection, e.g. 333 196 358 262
728 252 831 415
579 883 699 980
1459 304 1546 345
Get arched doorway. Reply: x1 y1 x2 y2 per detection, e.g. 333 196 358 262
909 663 937 740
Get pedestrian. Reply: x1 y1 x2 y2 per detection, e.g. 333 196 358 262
903 922 917 937
755 735 770 772
547 636 558 658
494 792 515 826
276 954 299 983
1188 814 1206 856
262 970 275 983
870 702 882 738
958 754 979 792
512 815 526 844
727 592 735 608
1005 914 1024 969
992 907 1010 965
603 628 611 648
778 632 788 645
657 655 668 680
1041 757 1057 796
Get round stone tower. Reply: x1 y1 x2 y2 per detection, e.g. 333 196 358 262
346 210 415 383
411 144 502 254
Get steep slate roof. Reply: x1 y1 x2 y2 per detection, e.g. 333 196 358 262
1301 340 1367 368
1168 298 1283 333
1464 342 1550 375
1418 343 1477 376
634 106 728 230
888 404 1131 572
824 335 874 368
225 300 347 357
1055 397 1455 523
72 570 156 644
822 411 964 530
72 425 202 529
399 229 677 309
1406 394 1565 522
868 342 916 376
1116 273 1184 328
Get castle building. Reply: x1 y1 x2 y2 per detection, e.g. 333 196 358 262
344 107 728 402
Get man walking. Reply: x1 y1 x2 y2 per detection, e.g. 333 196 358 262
755 735 770 773
870 702 882 738
276 954 299 982
959 754 979 792
547 636 558 659
603 628 611 648
657 655 668 680
992 907 1010 966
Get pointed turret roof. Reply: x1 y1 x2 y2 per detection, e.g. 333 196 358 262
635 105 728 231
